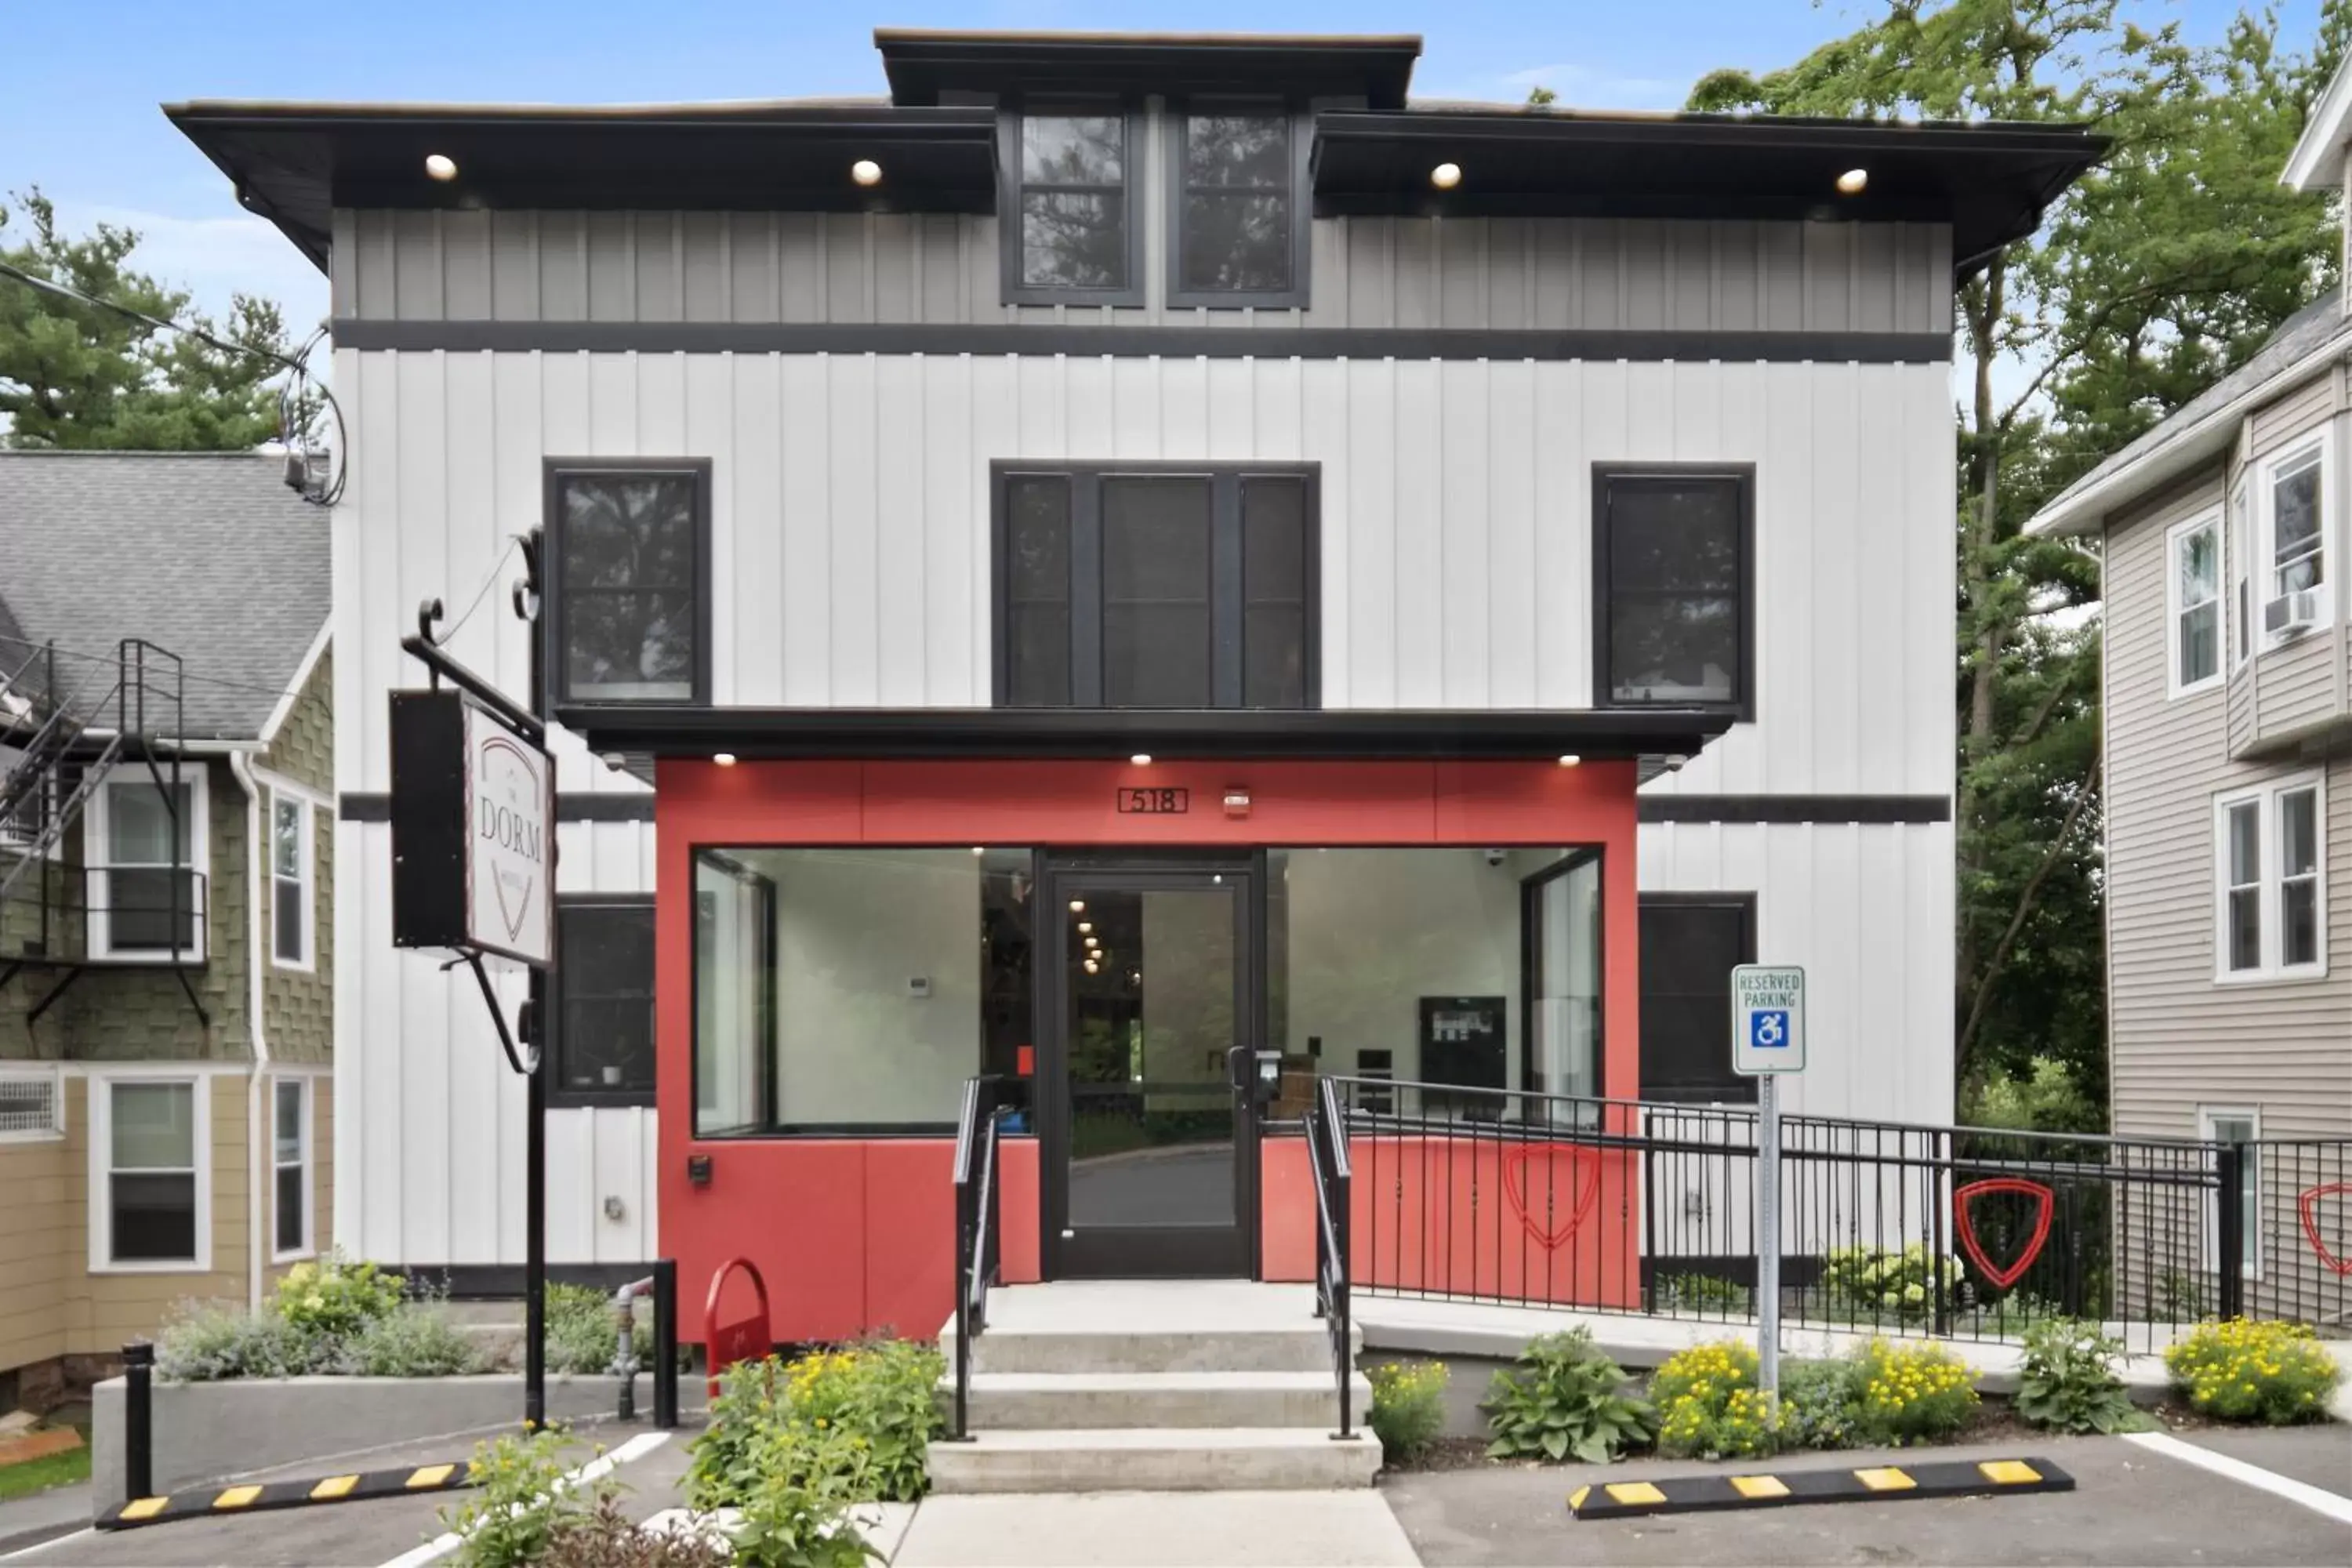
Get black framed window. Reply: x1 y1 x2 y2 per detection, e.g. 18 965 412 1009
1002 107 1144 306
1594 466 1754 718
1638 893 1758 1104
1168 104 1308 308
546 459 711 706
993 463 1318 710
550 897 656 1106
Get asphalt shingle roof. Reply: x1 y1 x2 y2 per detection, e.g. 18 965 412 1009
0 451 328 739
2031 289 2352 531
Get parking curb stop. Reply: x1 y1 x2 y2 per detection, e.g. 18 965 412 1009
97 1460 481 1532
1569 1456 2075 1519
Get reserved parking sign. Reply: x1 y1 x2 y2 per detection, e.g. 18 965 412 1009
1731 964 1806 1075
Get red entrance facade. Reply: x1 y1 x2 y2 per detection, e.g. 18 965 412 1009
655 755 1645 1344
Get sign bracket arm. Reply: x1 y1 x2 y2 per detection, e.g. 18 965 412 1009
444 949 539 1076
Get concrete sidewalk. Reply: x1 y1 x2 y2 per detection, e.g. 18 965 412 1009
891 1490 1420 1567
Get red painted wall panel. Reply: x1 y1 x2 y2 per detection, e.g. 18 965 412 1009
655 756 1643 1340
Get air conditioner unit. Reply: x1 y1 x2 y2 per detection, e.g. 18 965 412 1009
2263 587 2325 637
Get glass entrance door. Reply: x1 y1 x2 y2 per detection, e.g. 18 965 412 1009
1040 858 1256 1278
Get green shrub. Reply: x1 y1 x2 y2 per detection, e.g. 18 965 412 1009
1775 1357 1863 1450
346 1305 480 1377
1656 1273 1748 1314
730 1421 880 1568
778 1341 944 1503
1367 1361 1448 1463
1853 1340 1976 1445
2165 1319 2343 1425
274 1254 407 1339
2016 1319 2141 1434
445 1428 595 1568
155 1301 323 1381
1650 1340 1772 1460
1822 1245 1961 1323
687 1356 789 1512
547 1283 630 1376
1483 1329 1655 1464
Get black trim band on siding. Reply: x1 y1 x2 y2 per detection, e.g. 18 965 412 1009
339 792 655 823
1639 794 1952 825
331 318 1953 365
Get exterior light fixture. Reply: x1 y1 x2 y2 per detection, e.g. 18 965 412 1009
713 753 739 767
1836 168 1868 194
1558 754 1582 767
971 846 985 855
1129 753 1152 765
851 158 884 187
1430 162 1462 190
424 154 459 182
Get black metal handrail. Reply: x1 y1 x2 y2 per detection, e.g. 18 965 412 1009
1307 1074 1353 1438
950 1073 1004 1441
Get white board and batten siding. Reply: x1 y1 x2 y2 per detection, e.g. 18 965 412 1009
330 209 1958 1265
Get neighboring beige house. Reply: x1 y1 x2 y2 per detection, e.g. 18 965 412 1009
0 451 332 1410
2025 65 2352 1323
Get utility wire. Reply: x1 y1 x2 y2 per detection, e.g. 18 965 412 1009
0 256 347 506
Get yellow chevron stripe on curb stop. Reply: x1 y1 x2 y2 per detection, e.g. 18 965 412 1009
1569 1457 2074 1519
97 1459 481 1531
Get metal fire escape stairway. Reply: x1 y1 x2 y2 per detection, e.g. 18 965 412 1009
0 639 207 1027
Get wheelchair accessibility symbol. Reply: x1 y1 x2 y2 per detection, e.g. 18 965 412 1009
1749 1010 1791 1050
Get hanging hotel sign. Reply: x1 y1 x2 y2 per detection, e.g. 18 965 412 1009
388 689 555 967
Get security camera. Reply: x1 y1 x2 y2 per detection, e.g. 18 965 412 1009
1483 849 1508 867
601 752 629 773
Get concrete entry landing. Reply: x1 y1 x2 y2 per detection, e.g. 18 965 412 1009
931 1281 1381 1494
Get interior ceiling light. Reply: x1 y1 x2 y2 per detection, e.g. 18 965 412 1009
1077 921 1093 933
1069 899 1085 913
851 158 883 187
1083 960 1100 974
1836 167 1868 194
424 153 459 182
712 753 738 767
1430 162 1463 190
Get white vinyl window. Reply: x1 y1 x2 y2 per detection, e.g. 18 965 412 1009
2167 510 2223 695
270 791 314 971
84 768 208 962
2198 1105 2262 1279
2214 773 2328 982
2256 434 2330 643
89 1076 210 1272
2230 479 2252 667
273 1076 312 1260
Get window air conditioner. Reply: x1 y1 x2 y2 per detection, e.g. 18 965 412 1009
2263 587 2325 637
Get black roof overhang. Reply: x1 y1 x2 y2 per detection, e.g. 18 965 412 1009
876 29 1422 110
556 706 1733 764
1311 111 2106 280
162 102 1001 270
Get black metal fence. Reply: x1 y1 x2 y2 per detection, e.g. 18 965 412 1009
1327 1076 2350 1354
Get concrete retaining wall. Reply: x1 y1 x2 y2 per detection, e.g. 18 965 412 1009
90 1373 701 1509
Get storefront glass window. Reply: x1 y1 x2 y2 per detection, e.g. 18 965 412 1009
693 848 1037 1137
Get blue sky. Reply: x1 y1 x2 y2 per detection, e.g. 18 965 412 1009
0 0 2319 332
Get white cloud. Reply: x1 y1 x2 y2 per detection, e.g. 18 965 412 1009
49 199 328 336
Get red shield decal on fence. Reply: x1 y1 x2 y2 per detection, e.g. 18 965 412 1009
1953 1178 2055 1290
2299 1183 2352 1276
1501 1144 1602 1252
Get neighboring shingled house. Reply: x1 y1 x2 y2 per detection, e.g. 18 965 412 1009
0 449 332 1410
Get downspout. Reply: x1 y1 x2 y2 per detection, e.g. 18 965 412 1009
229 753 273 1312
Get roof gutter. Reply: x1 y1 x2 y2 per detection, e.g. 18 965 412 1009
2025 338 2352 539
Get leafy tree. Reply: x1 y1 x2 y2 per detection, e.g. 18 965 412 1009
1690 2 2343 1113
0 187 300 450
1527 84 1559 106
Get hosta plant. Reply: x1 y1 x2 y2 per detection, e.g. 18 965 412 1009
1483 1329 1656 1464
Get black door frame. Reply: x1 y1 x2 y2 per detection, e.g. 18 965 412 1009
1035 849 1264 1279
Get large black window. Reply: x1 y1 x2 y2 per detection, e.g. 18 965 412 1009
1004 108 1142 304
1594 466 1753 717
550 898 656 1106
1169 106 1306 307
1638 894 1757 1103
994 464 1316 709
547 459 710 706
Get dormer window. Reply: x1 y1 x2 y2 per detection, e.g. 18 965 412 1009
1004 107 1143 305
1170 105 1306 307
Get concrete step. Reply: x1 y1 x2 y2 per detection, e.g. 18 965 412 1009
949 1369 1376 1429
925 1427 1385 1494
949 1322 1347 1375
